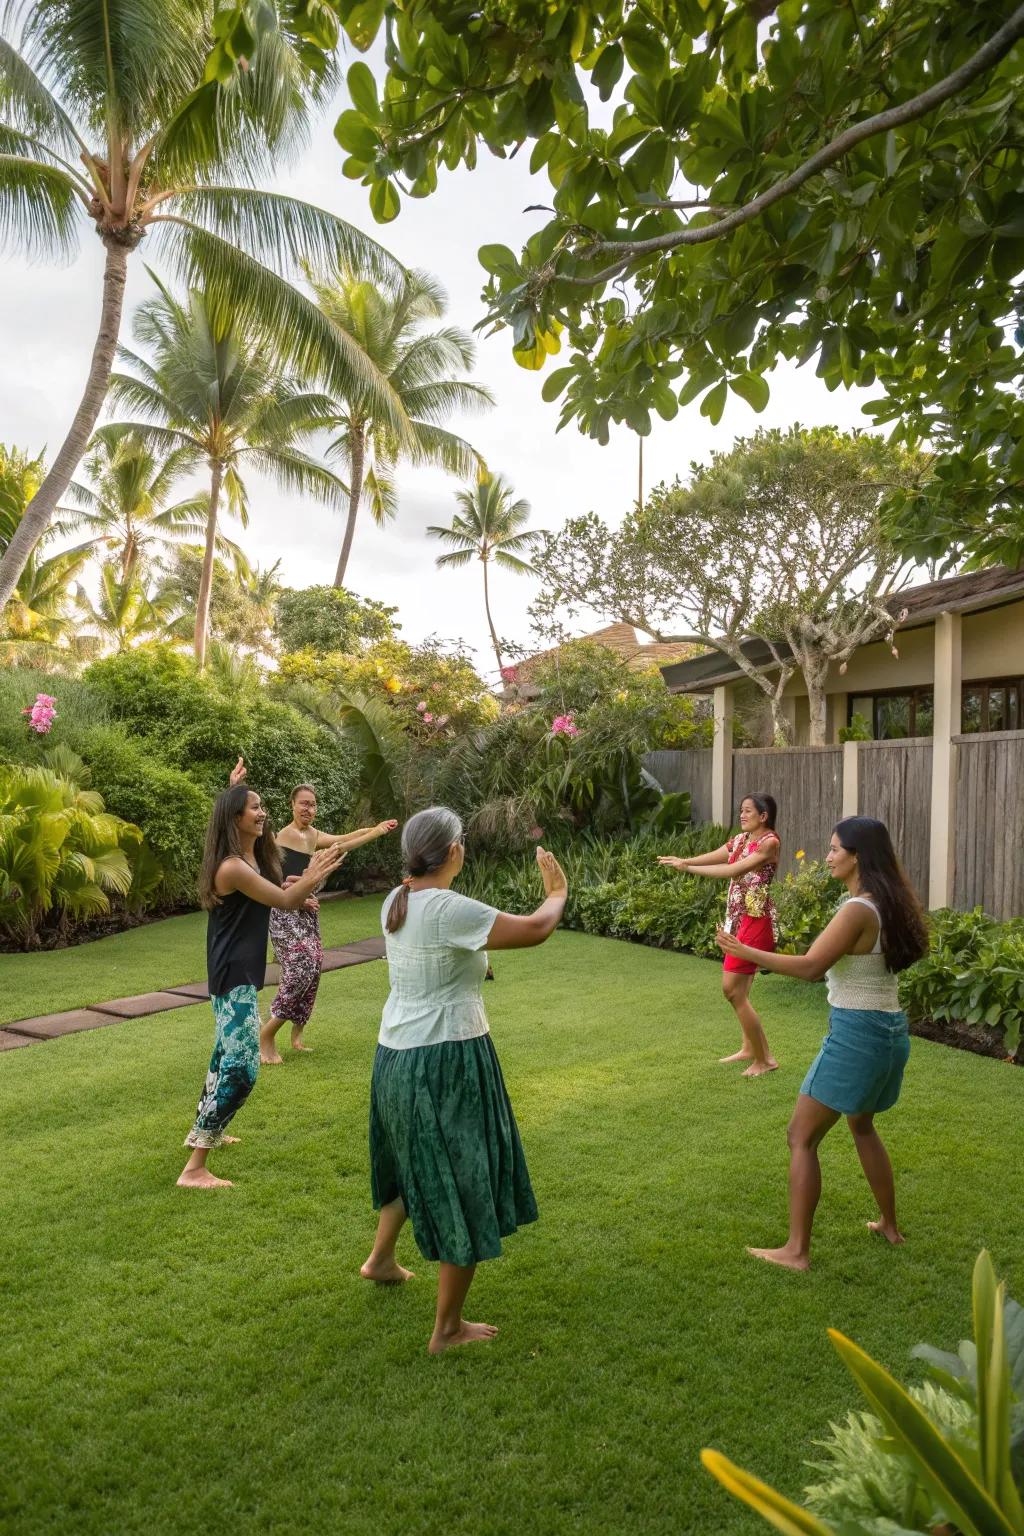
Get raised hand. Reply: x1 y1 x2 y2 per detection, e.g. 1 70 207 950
310 843 347 879
229 756 247 787
536 846 568 898
377 819 399 836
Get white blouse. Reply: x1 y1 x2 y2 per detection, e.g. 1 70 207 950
378 887 498 1050
826 896 901 1013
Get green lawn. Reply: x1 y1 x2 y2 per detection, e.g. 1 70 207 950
1 921 1020 1535
0 896 385 1024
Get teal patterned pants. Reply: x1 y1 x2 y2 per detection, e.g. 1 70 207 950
184 985 261 1149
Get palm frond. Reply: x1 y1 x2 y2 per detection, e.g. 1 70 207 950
243 445 348 508
408 421 488 479
0 36 86 160
92 420 197 458
433 549 477 569
363 465 397 526
105 371 184 428
0 152 83 258
493 550 536 575
400 379 495 423
392 331 480 391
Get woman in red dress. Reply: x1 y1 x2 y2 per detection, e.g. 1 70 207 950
658 792 780 1076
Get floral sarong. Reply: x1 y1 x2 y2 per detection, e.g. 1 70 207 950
184 985 261 1148
269 907 323 1029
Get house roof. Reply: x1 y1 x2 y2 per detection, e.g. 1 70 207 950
514 623 697 692
660 565 1024 694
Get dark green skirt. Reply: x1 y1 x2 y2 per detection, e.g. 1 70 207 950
370 1034 538 1266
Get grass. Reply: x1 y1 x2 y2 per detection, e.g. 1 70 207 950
0 896 385 1025
1 920 1021 1536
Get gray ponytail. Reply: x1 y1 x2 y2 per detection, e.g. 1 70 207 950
386 806 464 933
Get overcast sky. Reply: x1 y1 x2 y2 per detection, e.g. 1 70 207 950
0 59 874 684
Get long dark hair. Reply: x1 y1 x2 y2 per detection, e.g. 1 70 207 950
199 786 282 909
833 816 928 973
386 806 463 933
740 790 778 832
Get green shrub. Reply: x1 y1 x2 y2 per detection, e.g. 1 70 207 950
900 907 1024 1056
0 752 162 947
774 855 845 955
73 726 209 904
0 667 109 764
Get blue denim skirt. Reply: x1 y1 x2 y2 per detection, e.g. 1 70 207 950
800 1007 910 1115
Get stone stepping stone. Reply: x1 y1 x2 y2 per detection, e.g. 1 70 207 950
5 1008 120 1039
165 982 210 1000
338 938 386 958
321 948 378 973
92 991 198 1019
0 1029 33 1050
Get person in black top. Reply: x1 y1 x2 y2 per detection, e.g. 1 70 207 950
259 780 398 1064
177 784 345 1190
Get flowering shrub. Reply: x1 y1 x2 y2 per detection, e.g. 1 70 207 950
774 856 845 954
550 712 579 737
22 692 57 734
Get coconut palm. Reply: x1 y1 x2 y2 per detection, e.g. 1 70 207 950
427 475 539 675
62 433 206 579
75 562 181 652
0 0 406 613
1 445 92 645
102 284 347 665
310 268 494 586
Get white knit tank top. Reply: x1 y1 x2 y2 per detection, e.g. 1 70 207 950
825 896 901 1012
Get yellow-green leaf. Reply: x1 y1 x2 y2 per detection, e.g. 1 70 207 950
700 1450 835 1535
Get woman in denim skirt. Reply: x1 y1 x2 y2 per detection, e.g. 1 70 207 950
717 816 928 1271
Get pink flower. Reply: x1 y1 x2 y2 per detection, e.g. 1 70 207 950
500 665 519 684
22 692 57 735
528 825 544 841
437 714 450 727
550 713 579 738
416 701 427 713
422 712 434 724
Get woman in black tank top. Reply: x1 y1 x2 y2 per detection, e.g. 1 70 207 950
259 781 398 1064
177 784 346 1191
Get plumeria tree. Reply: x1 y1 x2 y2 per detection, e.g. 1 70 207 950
102 285 348 666
309 267 494 585
0 0 405 613
427 474 539 676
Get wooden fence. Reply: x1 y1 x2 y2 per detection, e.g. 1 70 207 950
953 731 1024 920
647 732 1024 917
643 748 713 824
858 738 932 902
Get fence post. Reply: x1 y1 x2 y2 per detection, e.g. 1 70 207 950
711 683 734 827
928 611 962 909
842 740 859 816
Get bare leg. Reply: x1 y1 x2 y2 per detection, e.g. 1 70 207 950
848 1112 905 1245
260 1015 285 1066
177 1146 233 1190
291 1024 313 1053
360 1198 415 1284
721 973 778 1074
429 1262 498 1355
747 1094 840 1270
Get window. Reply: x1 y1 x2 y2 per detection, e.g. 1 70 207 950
848 679 1024 737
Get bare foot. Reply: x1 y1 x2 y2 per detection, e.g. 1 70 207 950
221 1135 240 1145
260 1048 284 1065
741 1059 779 1078
291 1033 313 1053
867 1220 905 1246
360 1257 415 1284
746 1245 809 1272
177 1168 233 1189
719 1049 754 1064
428 1321 499 1355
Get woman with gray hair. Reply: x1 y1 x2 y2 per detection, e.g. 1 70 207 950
360 805 568 1354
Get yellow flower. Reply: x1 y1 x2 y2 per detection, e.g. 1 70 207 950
795 849 806 860
384 676 402 694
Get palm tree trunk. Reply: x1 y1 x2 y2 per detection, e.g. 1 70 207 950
194 460 223 669
482 557 504 675
334 429 365 588
0 239 130 611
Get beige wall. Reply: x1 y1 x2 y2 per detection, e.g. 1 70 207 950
779 599 1024 703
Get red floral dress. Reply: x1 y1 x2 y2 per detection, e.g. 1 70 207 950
723 833 780 976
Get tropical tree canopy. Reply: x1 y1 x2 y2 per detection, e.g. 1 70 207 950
63 433 205 578
428 473 538 674
310 266 494 584
103 282 348 663
205 0 1024 570
531 426 924 745
0 0 406 611
1 445 92 644
274 583 398 655
75 562 182 653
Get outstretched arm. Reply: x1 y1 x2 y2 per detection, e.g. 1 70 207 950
316 819 399 851
716 903 869 981
486 849 568 950
657 841 731 871
218 845 346 910
662 838 779 881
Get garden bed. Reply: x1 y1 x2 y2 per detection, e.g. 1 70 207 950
909 1013 1023 1066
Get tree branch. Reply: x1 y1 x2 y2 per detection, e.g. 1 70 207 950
561 5 1024 288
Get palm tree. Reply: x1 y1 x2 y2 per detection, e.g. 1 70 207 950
1 445 92 646
74 561 180 653
310 268 494 586
427 475 539 676
103 285 347 666
0 0 406 613
62 433 205 579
